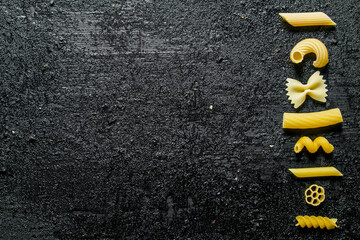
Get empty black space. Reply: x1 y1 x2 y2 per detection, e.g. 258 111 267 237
0 0 359 239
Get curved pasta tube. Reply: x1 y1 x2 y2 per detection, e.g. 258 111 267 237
279 12 336 27
289 167 343 178
286 71 328 109
305 185 325 206
290 38 328 68
294 136 334 154
283 108 343 129
296 216 337 230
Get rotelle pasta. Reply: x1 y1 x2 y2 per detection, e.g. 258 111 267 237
289 167 343 178
286 71 328 109
305 184 325 206
290 38 328 68
296 216 337 230
294 136 334 154
279 12 336 27
283 108 343 129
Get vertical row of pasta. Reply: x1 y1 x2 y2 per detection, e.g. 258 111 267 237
279 12 341 230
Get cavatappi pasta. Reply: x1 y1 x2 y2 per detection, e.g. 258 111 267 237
289 167 343 178
279 12 336 27
294 136 334 154
305 185 325 206
286 71 328 109
290 38 328 68
283 108 343 129
296 216 337 230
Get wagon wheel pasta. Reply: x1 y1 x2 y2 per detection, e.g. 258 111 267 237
290 38 328 68
294 136 334 154
283 108 343 129
304 184 325 206
279 12 336 27
286 71 328 109
289 167 343 178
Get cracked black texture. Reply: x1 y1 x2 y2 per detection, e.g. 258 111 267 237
0 0 359 239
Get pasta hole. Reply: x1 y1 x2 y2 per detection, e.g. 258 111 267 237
312 199 318 205
319 195 325 201
292 51 303 62
312 192 318 198
306 197 312 203
317 188 323 193
311 186 317 191
305 190 312 196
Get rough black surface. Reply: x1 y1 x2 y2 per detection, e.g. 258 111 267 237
0 0 359 239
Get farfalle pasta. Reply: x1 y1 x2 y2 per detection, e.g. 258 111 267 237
286 71 328 109
279 12 336 27
283 108 343 129
294 136 334 154
290 38 328 68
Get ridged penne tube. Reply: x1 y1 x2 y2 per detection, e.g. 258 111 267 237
286 71 328 109
283 108 343 129
290 38 328 68
279 12 336 27
294 136 334 154
296 216 337 230
289 167 343 178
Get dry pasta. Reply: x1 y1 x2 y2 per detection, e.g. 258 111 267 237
305 184 325 206
294 136 334 154
286 71 328 109
296 216 337 230
290 38 328 68
283 108 343 129
289 167 343 178
279 12 336 27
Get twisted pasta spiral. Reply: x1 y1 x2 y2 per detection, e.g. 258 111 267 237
296 216 338 230
294 136 334 153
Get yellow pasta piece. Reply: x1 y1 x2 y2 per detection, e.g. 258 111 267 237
304 184 325 206
283 108 343 129
290 38 328 68
289 167 343 178
286 71 328 109
296 216 337 230
294 136 334 154
279 12 336 27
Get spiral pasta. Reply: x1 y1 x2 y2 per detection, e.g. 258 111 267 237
290 38 328 68
296 216 337 230
289 167 343 178
279 12 336 27
286 71 328 109
305 185 325 206
283 108 343 129
294 136 334 154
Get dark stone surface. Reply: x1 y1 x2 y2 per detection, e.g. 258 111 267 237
0 0 359 239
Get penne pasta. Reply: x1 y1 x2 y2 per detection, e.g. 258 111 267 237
283 108 343 129
290 38 328 68
279 12 336 27
289 167 343 178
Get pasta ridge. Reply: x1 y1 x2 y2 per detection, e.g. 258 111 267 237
279 12 336 27
286 71 328 108
296 216 337 230
294 136 334 153
290 39 328 68
283 108 343 129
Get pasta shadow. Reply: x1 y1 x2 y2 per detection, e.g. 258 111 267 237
295 151 333 161
283 123 342 135
281 21 336 32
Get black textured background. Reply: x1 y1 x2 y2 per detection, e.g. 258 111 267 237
0 0 359 239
